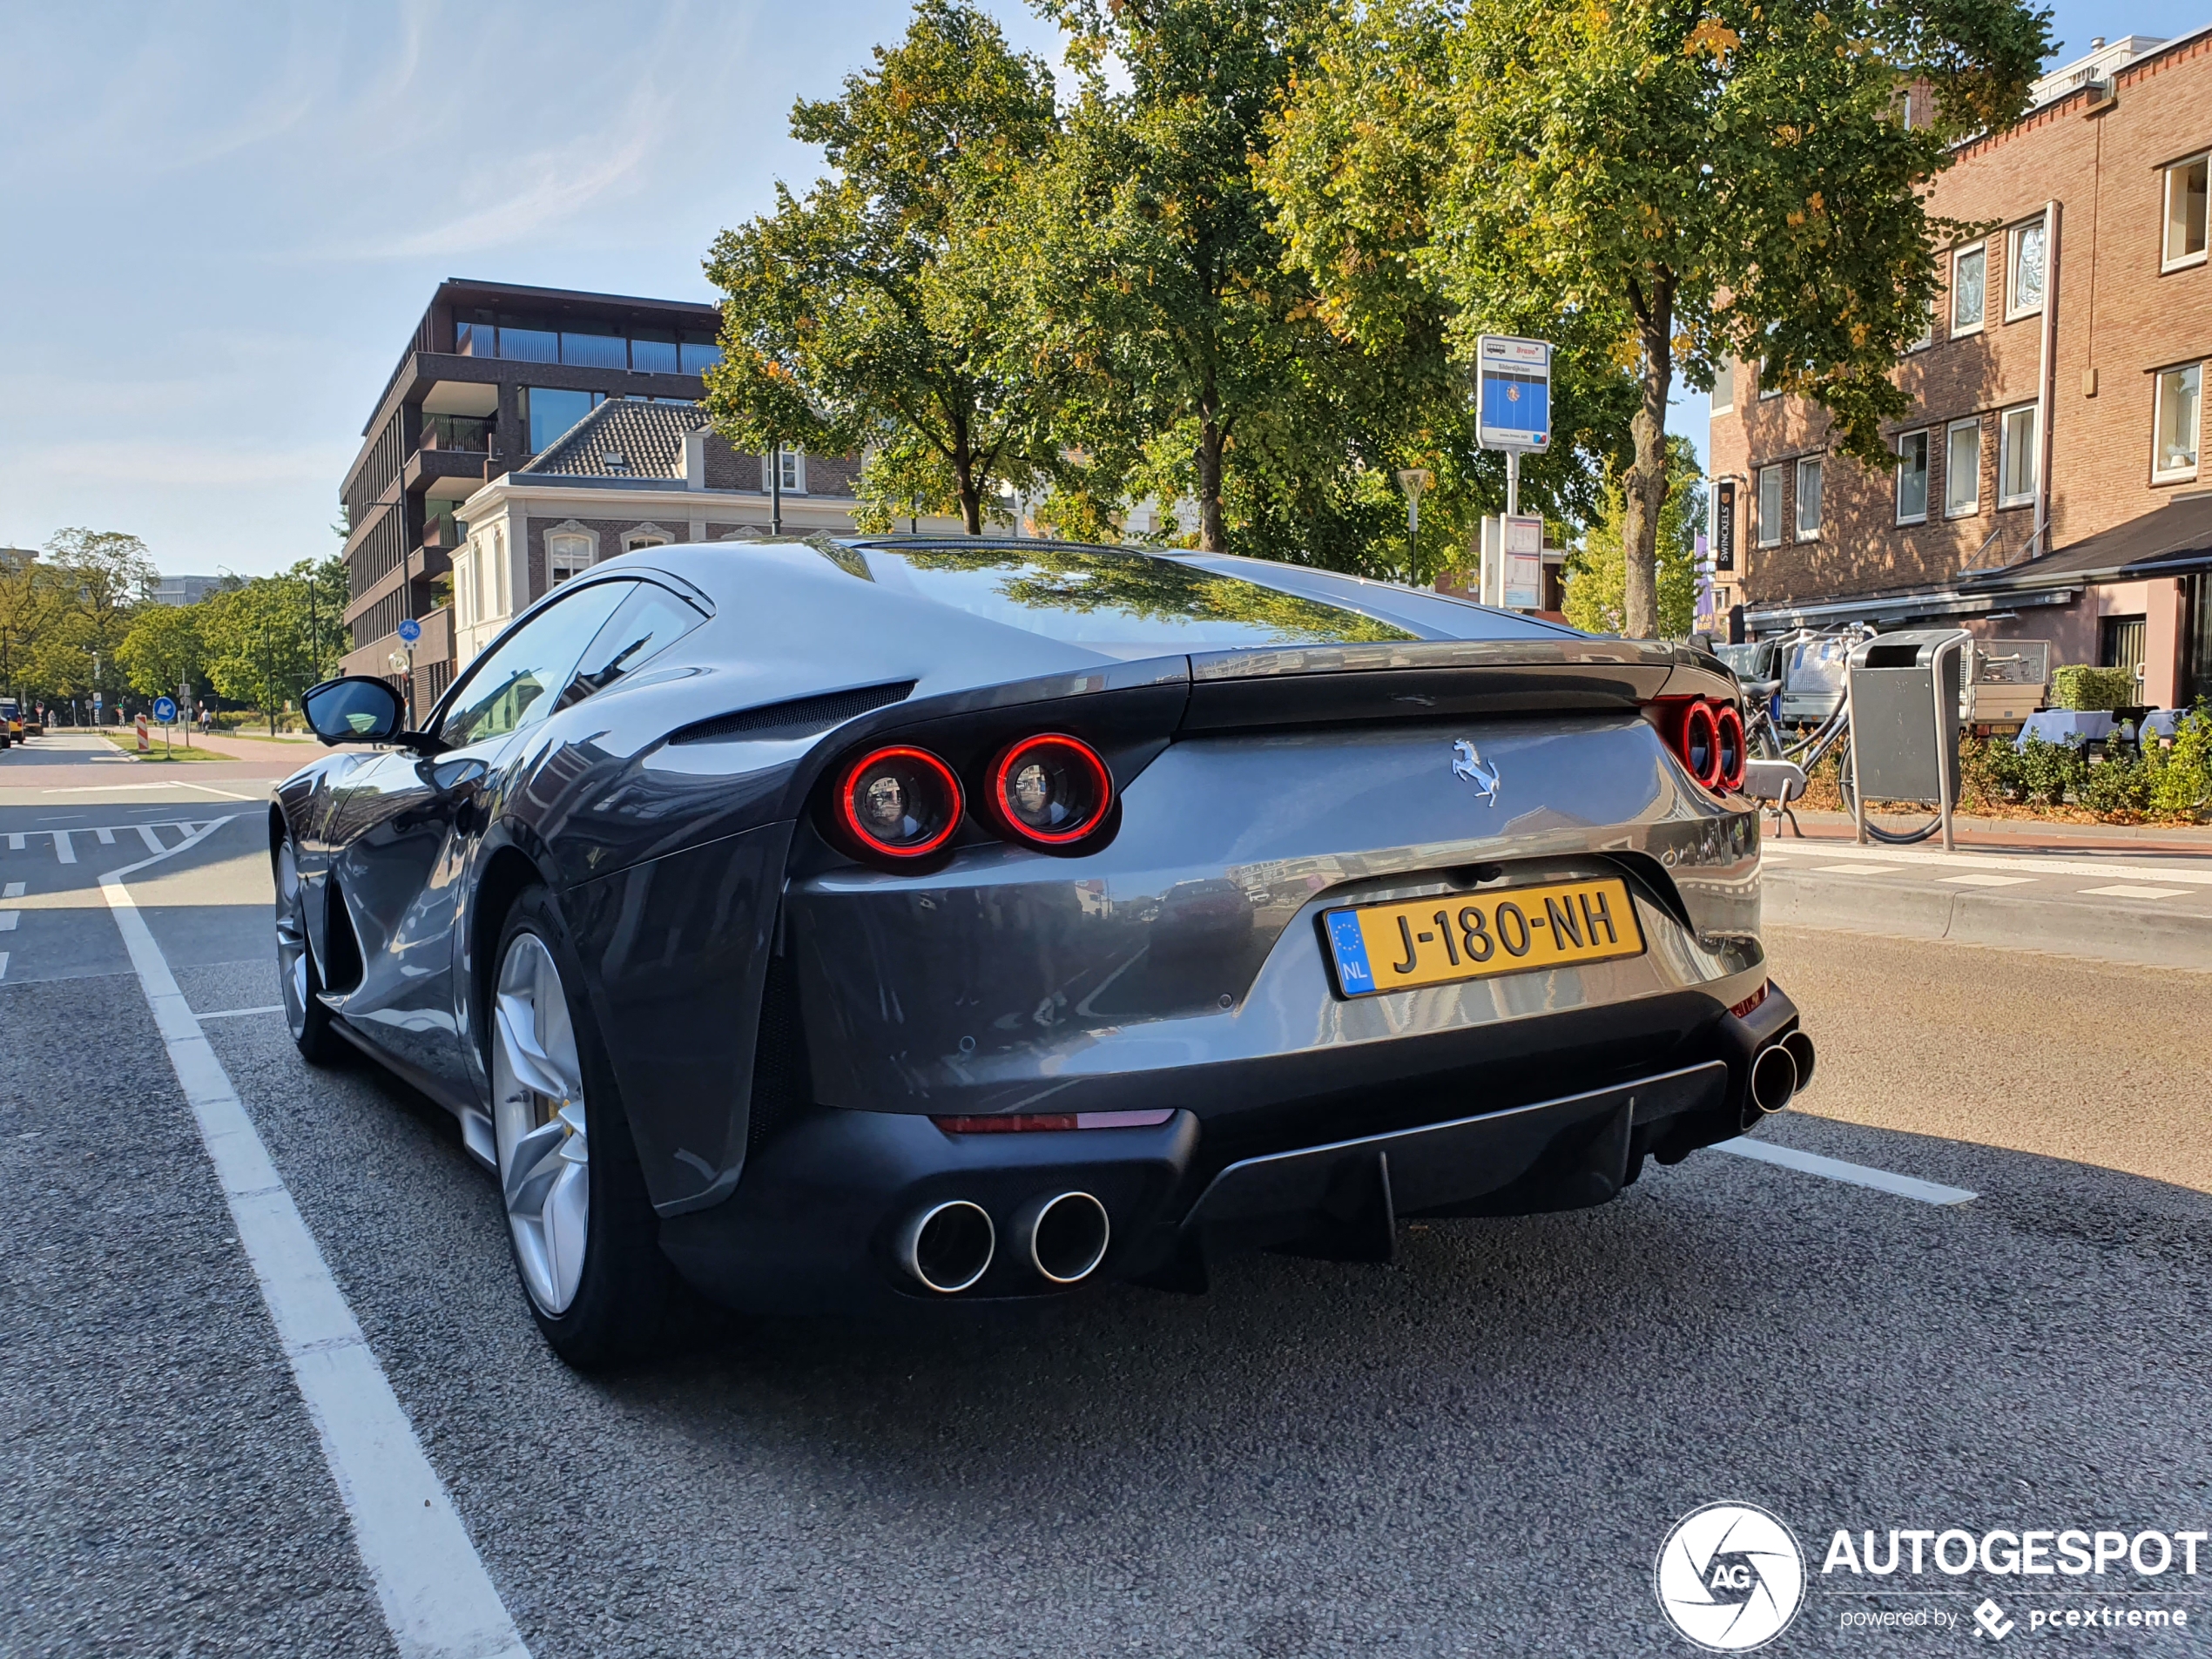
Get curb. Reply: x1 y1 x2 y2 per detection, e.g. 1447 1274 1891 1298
1764 870 2212 971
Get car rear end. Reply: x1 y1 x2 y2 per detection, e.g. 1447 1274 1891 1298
657 562 1806 1312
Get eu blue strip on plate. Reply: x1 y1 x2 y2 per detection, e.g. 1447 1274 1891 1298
1325 910 1374 995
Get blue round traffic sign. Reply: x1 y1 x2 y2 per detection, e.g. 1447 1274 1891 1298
396 617 422 644
153 697 178 723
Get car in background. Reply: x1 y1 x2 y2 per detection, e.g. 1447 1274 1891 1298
0 698 21 747
274 536 1811 1368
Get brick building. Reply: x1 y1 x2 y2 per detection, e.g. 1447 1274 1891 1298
1705 29 2212 708
450 398 959 671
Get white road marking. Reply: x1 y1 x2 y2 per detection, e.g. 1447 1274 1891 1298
2078 883 2191 900
0 913 17 931
51 831 74 865
1764 839 2212 887
100 820 530 1659
6 834 20 850
194 1003 287 1021
95 826 116 845
3 882 22 899
1939 873 2036 887
1715 1136 1978 1205
1815 862 1896 875
39 780 267 800
138 825 167 853
0 950 9 981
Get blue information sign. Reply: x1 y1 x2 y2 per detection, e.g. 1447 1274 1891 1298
396 617 422 644
153 696 178 723
1475 334 1552 452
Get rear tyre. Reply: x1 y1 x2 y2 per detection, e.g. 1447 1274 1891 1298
490 885 675 1369
273 833 342 1064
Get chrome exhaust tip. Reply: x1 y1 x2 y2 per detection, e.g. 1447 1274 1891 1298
896 1199 995 1294
1780 1030 1816 1096
1749 1042 1800 1116
1015 1190 1111 1285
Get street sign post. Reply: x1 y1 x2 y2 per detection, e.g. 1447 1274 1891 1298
153 695 178 758
395 617 422 645
1474 335 1552 611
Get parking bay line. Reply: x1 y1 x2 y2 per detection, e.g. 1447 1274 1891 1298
98 818 530 1659
195 1003 286 1021
1713 1136 1978 1206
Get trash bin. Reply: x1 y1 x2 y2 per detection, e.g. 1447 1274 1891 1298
1846 629 1970 846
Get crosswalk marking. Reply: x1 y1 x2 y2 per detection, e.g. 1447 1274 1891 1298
6 835 20 851
3 882 21 899
2078 883 2192 900
95 826 116 845
138 825 167 853
0 951 9 980
1939 873 2035 887
1815 862 1896 875
0 914 17 932
52 832 73 865
0 820 217 862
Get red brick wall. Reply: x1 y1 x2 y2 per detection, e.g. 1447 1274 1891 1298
1707 35 2212 606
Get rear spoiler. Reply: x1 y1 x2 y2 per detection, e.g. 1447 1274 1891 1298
1180 639 1730 732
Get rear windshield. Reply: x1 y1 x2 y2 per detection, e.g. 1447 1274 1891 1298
841 544 1417 658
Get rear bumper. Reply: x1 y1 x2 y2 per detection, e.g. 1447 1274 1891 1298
659 984 1802 1313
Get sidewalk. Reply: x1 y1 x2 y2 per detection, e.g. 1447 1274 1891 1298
1768 806 2212 858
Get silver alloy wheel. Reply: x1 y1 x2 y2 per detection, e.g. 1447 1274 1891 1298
274 839 311 1039
492 931 590 1316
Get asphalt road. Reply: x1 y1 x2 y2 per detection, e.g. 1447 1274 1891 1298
5 737 2211 1657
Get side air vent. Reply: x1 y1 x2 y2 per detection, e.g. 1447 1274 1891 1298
670 681 914 746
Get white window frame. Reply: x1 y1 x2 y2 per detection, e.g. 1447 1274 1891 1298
1757 361 1783 401
1945 418 1982 517
2152 362 2203 482
1906 291 1934 353
1997 404 2040 508
2006 219 2047 321
1794 455 1823 541
547 529 597 587
2162 153 2209 273
1895 430 1930 525
763 448 807 494
1710 359 1735 415
620 526 674 553
1951 244 1987 337
1756 464 1784 547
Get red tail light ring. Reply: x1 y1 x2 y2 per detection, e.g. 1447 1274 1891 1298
1681 702 1719 788
1714 704 1747 792
833 745 963 859
987 733 1113 846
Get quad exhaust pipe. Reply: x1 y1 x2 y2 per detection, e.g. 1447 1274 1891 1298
1747 1031 1817 1118
894 1191 1111 1293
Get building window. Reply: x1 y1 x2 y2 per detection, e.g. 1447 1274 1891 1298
766 448 807 494
1952 244 1986 335
1896 431 1929 523
2165 154 2209 271
620 530 672 552
1757 465 1784 547
1946 418 1982 516
1710 359 1735 415
679 333 724 374
548 532 595 586
526 388 603 454
1757 360 1783 401
1794 456 1822 540
630 328 679 374
1907 291 1934 353
2100 615 2147 681
1998 405 2039 507
2006 219 2047 319
2155 363 2202 481
560 328 628 370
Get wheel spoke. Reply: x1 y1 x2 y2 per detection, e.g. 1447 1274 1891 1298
491 928 593 1318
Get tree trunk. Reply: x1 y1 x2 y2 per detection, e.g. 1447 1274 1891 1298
1621 275 1676 639
1196 414 1228 553
954 451 982 536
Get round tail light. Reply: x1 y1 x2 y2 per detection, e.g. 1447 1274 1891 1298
987 733 1112 846
833 745 962 859
1714 704 1746 791
1681 702 1719 786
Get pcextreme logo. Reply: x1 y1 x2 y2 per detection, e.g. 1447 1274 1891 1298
1654 1502 1808 1652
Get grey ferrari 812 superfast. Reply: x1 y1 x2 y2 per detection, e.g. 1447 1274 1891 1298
277 536 1810 1366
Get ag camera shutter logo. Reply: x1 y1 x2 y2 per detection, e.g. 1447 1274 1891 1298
1655 1502 1806 1651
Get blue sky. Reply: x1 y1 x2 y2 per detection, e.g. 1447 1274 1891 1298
0 2 2200 577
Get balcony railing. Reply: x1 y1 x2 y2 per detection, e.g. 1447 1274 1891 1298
421 511 460 550
419 414 494 454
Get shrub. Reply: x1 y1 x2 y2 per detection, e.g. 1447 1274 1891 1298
2080 747 2150 818
2015 733 2086 806
2147 699 2212 819
2049 664 2138 711
1959 735 2026 807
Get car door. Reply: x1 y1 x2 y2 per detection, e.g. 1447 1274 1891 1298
327 578 635 1091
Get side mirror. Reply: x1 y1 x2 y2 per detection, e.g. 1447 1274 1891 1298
301 677 444 752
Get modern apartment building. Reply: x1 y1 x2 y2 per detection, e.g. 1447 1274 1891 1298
151 574 226 607
1706 29 2212 707
337 279 726 701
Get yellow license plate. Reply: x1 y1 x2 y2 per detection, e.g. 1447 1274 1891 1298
1321 877 1644 997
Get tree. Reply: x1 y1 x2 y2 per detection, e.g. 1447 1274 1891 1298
199 563 337 733
1561 436 1704 637
0 555 59 701
117 603 208 701
1264 0 2047 633
702 1 1067 534
39 528 155 705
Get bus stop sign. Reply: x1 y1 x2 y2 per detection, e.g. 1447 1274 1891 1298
1475 335 1551 452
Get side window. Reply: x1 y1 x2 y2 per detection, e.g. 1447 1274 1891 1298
560 583 707 710
438 580 633 749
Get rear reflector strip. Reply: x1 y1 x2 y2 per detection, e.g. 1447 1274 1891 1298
1729 981 1770 1020
933 1109 1177 1133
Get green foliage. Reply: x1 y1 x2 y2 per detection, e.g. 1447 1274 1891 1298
1561 435 1704 636
2048 664 2138 712
117 604 207 698
197 558 347 730
702 2 1066 534
1260 0 2048 631
2147 701 2212 819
